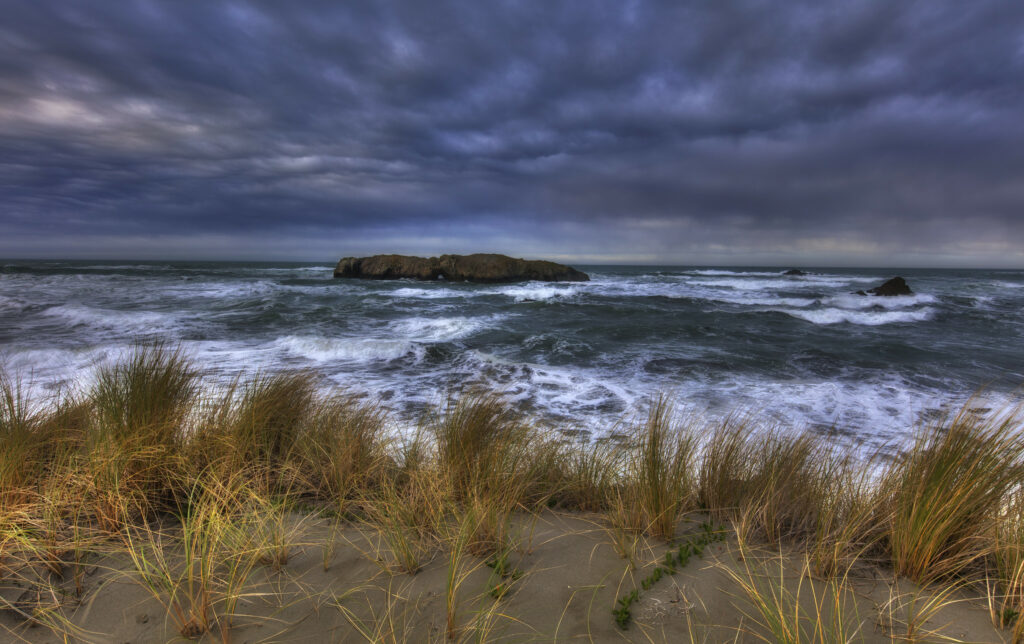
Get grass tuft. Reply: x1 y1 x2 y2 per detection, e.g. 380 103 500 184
881 405 1024 583
628 396 696 540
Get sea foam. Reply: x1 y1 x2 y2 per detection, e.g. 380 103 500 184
274 335 423 363
778 307 936 326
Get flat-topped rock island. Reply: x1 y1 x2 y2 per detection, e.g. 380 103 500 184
333 253 590 283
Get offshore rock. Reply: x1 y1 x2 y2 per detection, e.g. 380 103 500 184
855 276 913 296
783 269 807 276
333 253 590 283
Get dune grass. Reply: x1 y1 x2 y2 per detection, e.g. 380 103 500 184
0 344 1022 641
628 396 696 540
0 371 40 508
880 404 1024 584
722 548 863 644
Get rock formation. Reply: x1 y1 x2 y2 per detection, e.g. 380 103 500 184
334 253 590 283
783 269 807 276
855 276 913 296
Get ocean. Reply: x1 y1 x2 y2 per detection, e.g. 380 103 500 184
1 261 1022 448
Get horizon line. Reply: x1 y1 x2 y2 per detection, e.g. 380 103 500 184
2 256 1021 271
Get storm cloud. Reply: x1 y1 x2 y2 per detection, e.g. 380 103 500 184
2 1 1023 265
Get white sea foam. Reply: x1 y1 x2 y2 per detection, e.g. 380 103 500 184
41 304 181 334
699 376 959 446
498 285 580 302
0 345 130 401
463 350 640 423
254 265 334 275
78 264 175 271
689 277 864 291
274 335 422 363
160 280 280 299
457 350 980 445
0 294 28 313
778 307 936 326
708 295 818 308
821 293 937 310
388 287 474 300
387 315 495 342
688 269 781 277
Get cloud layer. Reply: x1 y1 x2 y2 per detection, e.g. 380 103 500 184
2 1 1023 265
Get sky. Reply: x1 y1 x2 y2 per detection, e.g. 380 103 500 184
2 1 1024 267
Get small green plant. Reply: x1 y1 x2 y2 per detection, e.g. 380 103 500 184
613 589 640 629
612 522 726 629
486 547 523 599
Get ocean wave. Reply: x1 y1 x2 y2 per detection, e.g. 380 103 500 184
82 264 176 271
709 295 818 308
273 335 423 363
821 293 937 311
688 269 782 277
0 345 128 399
464 350 639 418
689 277 866 291
253 265 334 275
160 280 281 299
387 287 474 300
994 281 1024 289
702 376 963 445
387 315 495 342
778 307 936 326
0 294 28 313
497 285 580 302
41 304 181 334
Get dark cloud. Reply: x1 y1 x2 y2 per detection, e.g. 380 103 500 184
2 0 1023 265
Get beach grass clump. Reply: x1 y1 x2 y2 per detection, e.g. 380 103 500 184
225 371 317 469
697 418 866 555
748 432 851 545
430 392 544 555
86 343 199 514
434 392 531 497
121 470 266 640
89 343 198 449
808 461 878 579
881 405 1024 583
628 396 696 540
697 416 760 519
722 549 863 644
362 466 450 574
35 392 91 465
298 394 390 506
545 440 621 512
0 371 43 506
991 487 1024 636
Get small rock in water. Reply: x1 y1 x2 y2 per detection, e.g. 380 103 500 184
856 276 912 296
783 269 807 276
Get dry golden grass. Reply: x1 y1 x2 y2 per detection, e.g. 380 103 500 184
879 405 1024 584
628 396 696 540
0 344 1022 642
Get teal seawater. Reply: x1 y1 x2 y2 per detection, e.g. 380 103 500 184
1 261 1022 446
